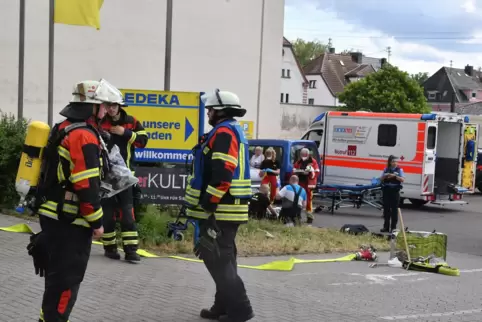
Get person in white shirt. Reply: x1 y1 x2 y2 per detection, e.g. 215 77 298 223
250 146 264 169
276 175 307 227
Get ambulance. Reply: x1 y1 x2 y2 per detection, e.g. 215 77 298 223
301 111 478 207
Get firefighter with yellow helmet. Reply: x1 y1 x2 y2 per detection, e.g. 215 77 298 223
25 79 124 322
184 89 254 322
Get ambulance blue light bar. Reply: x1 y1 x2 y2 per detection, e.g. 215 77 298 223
312 112 326 123
421 113 437 120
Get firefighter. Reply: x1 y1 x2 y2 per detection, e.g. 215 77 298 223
293 148 319 225
25 79 124 322
100 99 148 262
184 89 254 322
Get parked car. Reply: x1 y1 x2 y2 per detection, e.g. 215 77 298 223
248 139 321 193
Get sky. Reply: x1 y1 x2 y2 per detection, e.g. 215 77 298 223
283 0 482 76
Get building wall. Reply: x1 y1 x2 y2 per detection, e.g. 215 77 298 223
280 46 305 104
278 103 336 139
0 0 284 138
305 75 340 106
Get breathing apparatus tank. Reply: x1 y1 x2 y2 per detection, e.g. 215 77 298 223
15 121 51 213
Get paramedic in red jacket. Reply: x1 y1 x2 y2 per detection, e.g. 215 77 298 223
293 148 319 225
100 102 148 262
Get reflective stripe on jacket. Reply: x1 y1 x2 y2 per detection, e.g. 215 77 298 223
184 119 251 222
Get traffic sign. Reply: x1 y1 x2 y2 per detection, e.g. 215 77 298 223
120 89 204 163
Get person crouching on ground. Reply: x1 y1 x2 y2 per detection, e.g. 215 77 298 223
276 175 307 227
380 155 405 233
249 184 278 220
259 147 280 202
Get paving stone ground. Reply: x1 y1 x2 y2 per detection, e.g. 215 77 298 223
2 213 482 322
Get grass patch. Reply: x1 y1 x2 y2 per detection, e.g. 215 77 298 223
137 208 390 256
0 206 390 256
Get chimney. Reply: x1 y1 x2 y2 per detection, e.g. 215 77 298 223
380 58 387 67
465 64 474 76
351 52 363 64
328 47 335 54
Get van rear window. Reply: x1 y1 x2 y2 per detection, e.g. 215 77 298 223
248 145 283 166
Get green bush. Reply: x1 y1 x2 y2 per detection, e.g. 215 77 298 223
0 112 28 207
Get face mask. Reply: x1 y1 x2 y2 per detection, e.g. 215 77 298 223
302 156 308 161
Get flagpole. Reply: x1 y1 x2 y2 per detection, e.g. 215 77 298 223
47 0 55 126
17 0 26 120
164 0 172 91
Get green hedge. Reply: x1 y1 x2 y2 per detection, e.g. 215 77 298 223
0 112 28 207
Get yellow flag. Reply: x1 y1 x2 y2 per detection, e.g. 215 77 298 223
54 0 104 30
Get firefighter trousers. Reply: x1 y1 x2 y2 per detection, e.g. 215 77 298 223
101 187 138 254
38 216 92 322
199 220 254 319
299 182 314 223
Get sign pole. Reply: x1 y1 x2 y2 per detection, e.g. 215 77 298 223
164 0 173 91
47 0 55 127
17 0 26 120
255 0 265 139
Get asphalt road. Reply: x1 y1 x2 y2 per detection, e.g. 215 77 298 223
1 194 482 321
312 194 482 256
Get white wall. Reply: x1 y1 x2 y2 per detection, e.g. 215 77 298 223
305 74 340 106
280 46 304 104
279 103 336 139
0 0 284 138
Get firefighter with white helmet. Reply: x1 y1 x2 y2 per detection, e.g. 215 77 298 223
26 79 123 322
184 89 254 321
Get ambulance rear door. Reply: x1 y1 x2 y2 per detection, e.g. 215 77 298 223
422 121 437 195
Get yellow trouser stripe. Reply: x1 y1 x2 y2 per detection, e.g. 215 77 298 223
38 208 90 228
121 231 138 238
123 240 139 245
187 209 248 221
102 232 116 239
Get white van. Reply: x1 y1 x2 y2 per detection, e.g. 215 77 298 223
301 111 478 207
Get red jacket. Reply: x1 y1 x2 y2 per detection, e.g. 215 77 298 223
293 156 320 188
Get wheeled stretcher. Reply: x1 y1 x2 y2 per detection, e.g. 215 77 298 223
313 179 383 214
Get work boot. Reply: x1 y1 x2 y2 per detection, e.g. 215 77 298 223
104 249 121 260
218 312 255 322
200 307 226 320
380 228 390 233
125 252 141 263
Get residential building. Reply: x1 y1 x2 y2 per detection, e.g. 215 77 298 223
280 37 309 104
303 49 380 106
423 65 482 112
1 0 284 139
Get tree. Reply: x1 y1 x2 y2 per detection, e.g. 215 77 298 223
338 64 431 113
291 38 328 66
410 72 429 85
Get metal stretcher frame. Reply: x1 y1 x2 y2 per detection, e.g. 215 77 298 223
313 183 383 215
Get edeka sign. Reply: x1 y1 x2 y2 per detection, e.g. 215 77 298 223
238 121 254 139
120 89 204 163
136 166 187 204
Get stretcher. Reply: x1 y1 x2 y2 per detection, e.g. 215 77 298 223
313 178 383 214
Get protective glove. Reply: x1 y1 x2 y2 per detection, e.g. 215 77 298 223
26 232 49 277
194 215 221 261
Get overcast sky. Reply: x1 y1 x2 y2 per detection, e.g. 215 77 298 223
284 0 482 76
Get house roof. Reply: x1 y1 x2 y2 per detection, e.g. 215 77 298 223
456 101 482 115
303 53 376 95
282 37 308 84
427 67 482 102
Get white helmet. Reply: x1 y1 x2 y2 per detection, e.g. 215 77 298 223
70 79 126 106
202 89 246 117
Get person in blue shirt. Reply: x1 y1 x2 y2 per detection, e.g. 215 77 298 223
380 155 405 233
275 175 307 226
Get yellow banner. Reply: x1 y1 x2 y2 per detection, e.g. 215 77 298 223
239 121 254 139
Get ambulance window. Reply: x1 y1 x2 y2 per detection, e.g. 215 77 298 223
377 124 397 147
427 126 436 149
303 130 323 147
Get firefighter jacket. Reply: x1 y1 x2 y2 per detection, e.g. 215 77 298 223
37 120 105 230
184 119 252 223
294 156 320 189
101 109 148 170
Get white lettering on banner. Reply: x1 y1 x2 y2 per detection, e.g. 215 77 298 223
135 150 194 161
140 173 188 189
